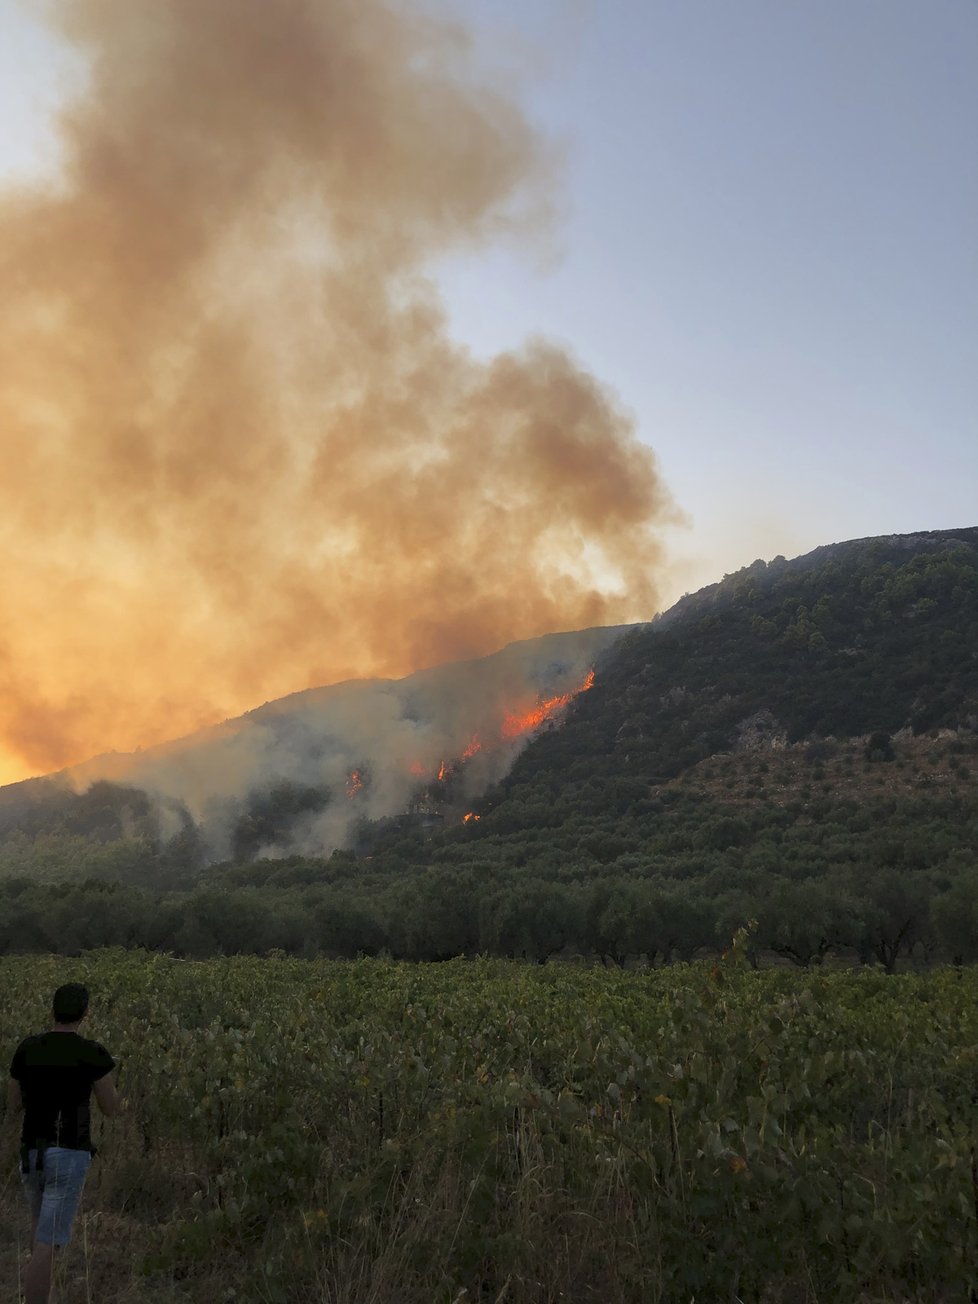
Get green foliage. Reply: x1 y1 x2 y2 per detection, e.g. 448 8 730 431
230 781 331 863
3 950 978 1301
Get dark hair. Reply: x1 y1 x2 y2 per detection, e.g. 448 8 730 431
52 983 89 1024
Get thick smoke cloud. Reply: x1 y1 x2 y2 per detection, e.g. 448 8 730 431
0 0 675 785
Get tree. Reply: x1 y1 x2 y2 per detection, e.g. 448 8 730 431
658 892 718 963
931 872 978 964
851 869 931 972
865 731 895 762
752 880 855 967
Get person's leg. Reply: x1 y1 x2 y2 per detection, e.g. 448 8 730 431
27 1148 91 1302
23 1243 54 1304
19 1151 44 1263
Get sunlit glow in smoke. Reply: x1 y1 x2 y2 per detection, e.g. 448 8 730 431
0 0 675 786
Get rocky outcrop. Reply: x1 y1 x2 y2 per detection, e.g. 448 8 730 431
734 710 788 752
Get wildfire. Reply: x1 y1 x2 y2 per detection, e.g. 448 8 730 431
346 769 364 799
462 811 481 823
405 669 595 804
500 668 595 741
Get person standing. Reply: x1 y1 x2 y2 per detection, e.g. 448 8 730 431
6 982 122 1304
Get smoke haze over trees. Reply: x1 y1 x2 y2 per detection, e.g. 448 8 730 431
0 0 676 785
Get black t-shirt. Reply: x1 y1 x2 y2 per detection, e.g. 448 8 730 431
10 1032 115 1152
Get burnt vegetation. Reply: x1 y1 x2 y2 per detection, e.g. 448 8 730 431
1 528 977 967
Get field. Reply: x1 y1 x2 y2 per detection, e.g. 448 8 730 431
2 947 977 1303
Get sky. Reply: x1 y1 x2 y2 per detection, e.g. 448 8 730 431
438 0 978 591
0 0 974 785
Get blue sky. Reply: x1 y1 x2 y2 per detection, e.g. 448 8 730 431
439 0 978 594
1 0 975 603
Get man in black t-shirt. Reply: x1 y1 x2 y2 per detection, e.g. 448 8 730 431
7 982 122 1304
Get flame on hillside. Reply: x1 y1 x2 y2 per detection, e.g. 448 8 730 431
406 666 595 791
346 769 364 799
500 668 595 741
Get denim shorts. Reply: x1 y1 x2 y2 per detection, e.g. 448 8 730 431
20 1147 92 1247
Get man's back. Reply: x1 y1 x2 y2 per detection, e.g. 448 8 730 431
11 1031 115 1153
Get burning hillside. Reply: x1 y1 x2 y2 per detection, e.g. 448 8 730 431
501 669 595 739
345 665 597 817
46 625 629 862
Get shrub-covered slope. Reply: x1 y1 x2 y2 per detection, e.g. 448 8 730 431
502 527 978 793
453 527 978 830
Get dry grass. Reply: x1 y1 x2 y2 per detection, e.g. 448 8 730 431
0 1103 696 1304
0 1150 218 1304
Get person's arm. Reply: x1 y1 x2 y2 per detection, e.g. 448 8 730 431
93 1072 123 1118
3 1075 23 1168
6 1076 22 1114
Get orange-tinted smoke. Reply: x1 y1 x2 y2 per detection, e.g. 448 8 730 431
0 0 676 786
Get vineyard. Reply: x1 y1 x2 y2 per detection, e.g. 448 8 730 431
2 948 978 1302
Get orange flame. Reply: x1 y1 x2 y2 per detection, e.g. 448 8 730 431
408 670 594 795
463 811 481 823
346 769 364 799
499 667 595 741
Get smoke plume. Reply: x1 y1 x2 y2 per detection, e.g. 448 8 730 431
0 0 675 786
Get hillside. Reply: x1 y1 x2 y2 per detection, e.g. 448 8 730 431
224 527 978 965
0 623 627 876
459 526 978 829
1 527 976 966
334 527 976 963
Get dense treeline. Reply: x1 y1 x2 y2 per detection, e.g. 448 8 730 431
3 841 977 968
